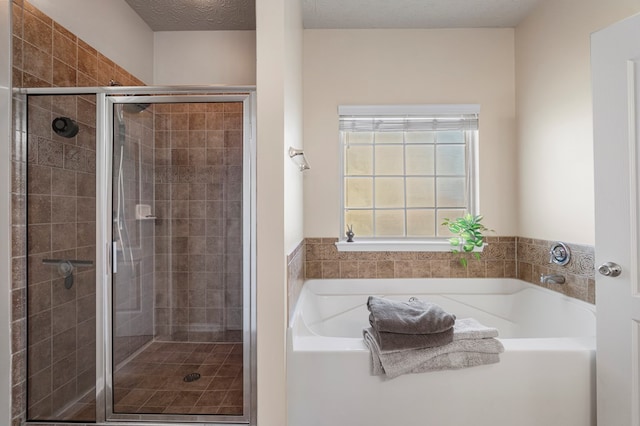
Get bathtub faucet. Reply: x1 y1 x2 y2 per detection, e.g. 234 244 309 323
540 274 565 284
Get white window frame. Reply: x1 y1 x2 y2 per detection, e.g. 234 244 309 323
337 104 480 252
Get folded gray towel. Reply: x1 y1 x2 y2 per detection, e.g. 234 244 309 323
371 326 454 353
370 350 501 375
363 318 504 379
371 317 496 353
367 296 456 335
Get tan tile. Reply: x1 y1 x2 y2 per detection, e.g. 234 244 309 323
77 45 97 79
52 29 76 66
22 41 52 83
357 261 376 278
321 261 340 278
23 8 52 54
376 260 394 278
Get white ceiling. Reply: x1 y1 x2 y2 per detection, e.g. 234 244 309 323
303 0 542 29
126 0 543 31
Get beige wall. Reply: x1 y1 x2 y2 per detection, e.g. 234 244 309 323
515 0 640 244
256 0 303 424
153 31 256 85
303 29 517 238
28 0 154 83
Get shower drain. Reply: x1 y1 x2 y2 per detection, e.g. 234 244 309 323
183 372 201 382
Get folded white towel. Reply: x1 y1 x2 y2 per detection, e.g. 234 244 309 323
451 317 499 341
363 318 504 379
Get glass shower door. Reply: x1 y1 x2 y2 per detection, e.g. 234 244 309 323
108 96 251 422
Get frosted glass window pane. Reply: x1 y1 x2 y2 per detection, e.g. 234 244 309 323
345 145 373 175
436 145 465 175
406 177 434 207
407 210 436 236
406 132 435 144
345 178 373 208
437 131 464 144
375 210 404 236
375 146 404 175
346 210 373 237
375 178 404 208
375 132 403 144
406 145 434 175
436 209 466 237
346 132 373 144
436 177 465 207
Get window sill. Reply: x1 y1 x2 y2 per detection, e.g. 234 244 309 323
335 239 487 252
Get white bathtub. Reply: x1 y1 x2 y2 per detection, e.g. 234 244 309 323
287 278 596 426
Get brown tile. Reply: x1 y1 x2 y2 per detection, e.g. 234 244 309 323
50 223 75 251
195 390 225 406
169 390 201 407
22 42 51 83
27 164 51 195
27 194 51 224
321 261 340 278
52 300 75 334
376 260 394 278
36 138 64 168
117 388 155 407
223 113 242 130
77 45 97 79
143 390 176 407
51 195 75 223
218 405 243 415
357 261 376 278
52 58 76 87
23 9 52 54
189 113 206 130
27 224 50 255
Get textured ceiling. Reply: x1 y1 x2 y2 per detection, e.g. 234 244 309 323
302 0 543 29
125 0 256 31
125 0 542 31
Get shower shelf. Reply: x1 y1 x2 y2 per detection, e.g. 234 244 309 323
135 204 156 220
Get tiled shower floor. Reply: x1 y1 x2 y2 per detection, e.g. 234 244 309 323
113 341 244 415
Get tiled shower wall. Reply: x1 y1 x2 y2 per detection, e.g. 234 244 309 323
24 93 98 420
11 0 145 423
153 102 244 343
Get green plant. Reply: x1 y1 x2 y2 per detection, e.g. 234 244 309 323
442 214 491 267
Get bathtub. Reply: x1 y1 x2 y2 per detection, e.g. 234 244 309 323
287 278 595 426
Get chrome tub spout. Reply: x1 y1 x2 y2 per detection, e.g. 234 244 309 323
540 274 566 284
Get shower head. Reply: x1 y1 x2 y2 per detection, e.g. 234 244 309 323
52 117 79 138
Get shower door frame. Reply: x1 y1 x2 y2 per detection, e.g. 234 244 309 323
20 85 257 426
99 90 256 424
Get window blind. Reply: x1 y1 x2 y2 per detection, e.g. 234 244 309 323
338 104 479 132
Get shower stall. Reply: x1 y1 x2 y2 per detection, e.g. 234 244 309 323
21 86 256 424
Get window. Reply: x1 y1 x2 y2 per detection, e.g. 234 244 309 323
339 104 479 250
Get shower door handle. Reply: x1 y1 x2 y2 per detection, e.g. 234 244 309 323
112 242 118 274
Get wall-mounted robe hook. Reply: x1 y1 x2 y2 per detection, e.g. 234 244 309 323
289 147 311 171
